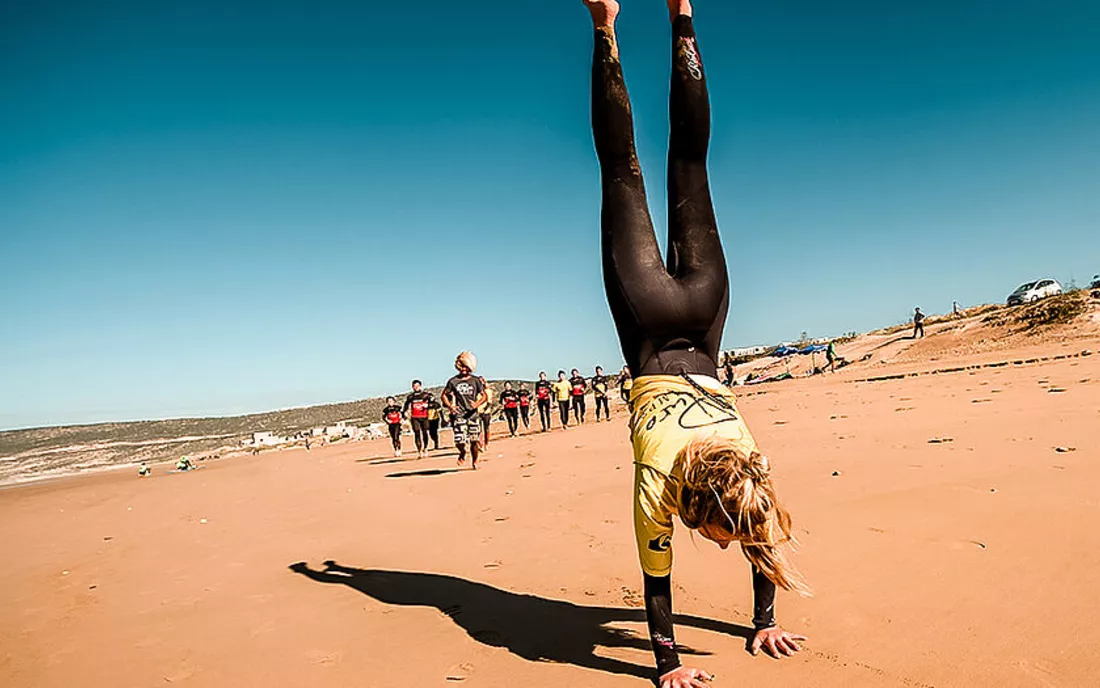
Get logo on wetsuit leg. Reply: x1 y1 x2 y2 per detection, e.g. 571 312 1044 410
680 38 703 81
648 534 672 552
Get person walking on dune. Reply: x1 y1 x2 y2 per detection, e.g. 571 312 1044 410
553 370 573 429
913 307 925 339
381 396 404 457
535 371 555 432
442 352 488 469
585 1 810 685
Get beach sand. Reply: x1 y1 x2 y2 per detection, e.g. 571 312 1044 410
2 341 1099 687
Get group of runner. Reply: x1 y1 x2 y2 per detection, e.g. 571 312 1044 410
378 364 636 459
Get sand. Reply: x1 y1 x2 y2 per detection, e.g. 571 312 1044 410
2 342 1099 687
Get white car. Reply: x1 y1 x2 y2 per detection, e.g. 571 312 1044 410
1007 279 1063 306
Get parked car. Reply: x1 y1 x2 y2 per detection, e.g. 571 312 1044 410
1006 279 1063 306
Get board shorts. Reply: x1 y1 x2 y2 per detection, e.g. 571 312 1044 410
451 412 482 445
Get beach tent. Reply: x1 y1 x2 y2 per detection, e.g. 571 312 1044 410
771 345 801 357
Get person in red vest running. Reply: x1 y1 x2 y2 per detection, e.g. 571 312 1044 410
381 396 404 457
534 371 554 432
517 386 532 430
499 382 521 437
570 368 589 424
403 379 432 458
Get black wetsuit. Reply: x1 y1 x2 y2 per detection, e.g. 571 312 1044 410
591 16 775 678
500 390 520 436
570 375 588 423
427 398 443 449
403 391 432 452
381 404 403 451
517 389 532 428
591 374 611 420
534 380 554 431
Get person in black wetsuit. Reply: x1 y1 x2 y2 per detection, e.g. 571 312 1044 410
569 368 588 424
403 379 432 458
517 387 532 430
381 396 404 457
426 394 444 450
441 352 488 469
500 382 521 437
534 371 554 432
591 365 611 421
585 2 809 686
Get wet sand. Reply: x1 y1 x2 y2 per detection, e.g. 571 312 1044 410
2 347 1099 687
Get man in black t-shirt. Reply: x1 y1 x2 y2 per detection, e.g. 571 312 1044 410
441 351 488 469
591 365 611 421
534 371 554 432
570 368 588 424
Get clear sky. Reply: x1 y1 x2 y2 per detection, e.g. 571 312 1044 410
2 1 1098 430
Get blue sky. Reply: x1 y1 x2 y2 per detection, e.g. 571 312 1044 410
2 1 1098 430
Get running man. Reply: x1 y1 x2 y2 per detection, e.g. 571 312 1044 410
381 396 404 457
617 364 633 402
553 370 572 428
517 386 532 430
403 380 432 458
426 393 444 450
570 368 588 424
441 352 488 469
592 365 611 421
479 377 495 448
535 371 555 431
500 382 521 437
585 2 809 685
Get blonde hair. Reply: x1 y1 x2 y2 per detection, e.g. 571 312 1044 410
677 434 811 596
455 351 478 373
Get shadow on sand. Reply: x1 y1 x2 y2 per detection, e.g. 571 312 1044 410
288 560 753 682
385 467 468 479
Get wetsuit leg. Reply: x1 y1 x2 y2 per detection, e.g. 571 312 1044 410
558 401 570 427
520 405 530 428
428 419 440 449
388 423 401 451
538 400 552 430
594 17 728 378
506 409 518 436
411 419 428 452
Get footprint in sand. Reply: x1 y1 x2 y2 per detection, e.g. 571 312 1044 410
446 662 475 682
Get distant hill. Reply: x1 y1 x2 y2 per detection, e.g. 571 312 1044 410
0 379 534 486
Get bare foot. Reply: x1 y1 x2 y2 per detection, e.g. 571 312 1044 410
667 0 693 19
583 0 619 28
